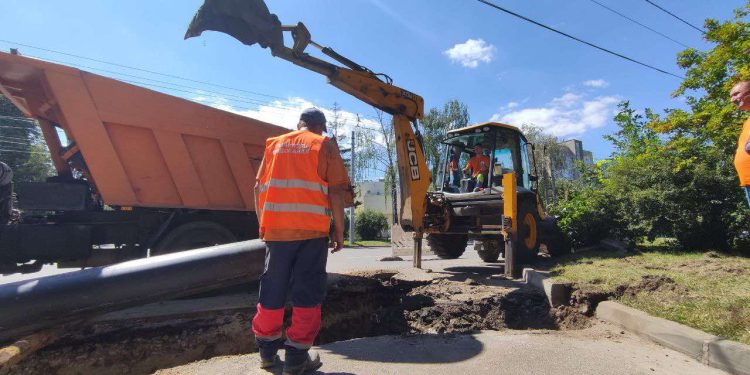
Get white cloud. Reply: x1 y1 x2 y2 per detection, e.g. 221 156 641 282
491 93 619 137
506 101 519 109
551 93 582 108
443 39 496 68
193 96 382 142
583 79 609 88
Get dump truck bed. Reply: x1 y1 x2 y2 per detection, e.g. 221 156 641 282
0 51 287 211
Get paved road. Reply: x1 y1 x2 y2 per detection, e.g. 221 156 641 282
158 325 727 375
0 245 486 285
4 245 728 375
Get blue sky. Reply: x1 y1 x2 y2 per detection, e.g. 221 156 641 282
1 0 745 162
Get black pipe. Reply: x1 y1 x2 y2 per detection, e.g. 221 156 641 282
0 240 266 343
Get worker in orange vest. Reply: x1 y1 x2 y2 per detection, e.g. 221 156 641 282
252 108 350 374
731 81 750 208
463 144 490 191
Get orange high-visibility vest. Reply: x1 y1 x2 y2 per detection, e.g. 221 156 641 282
257 130 330 235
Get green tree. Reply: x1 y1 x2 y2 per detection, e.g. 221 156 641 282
421 99 470 188
0 95 53 182
550 3 750 253
520 125 569 205
354 110 397 222
642 4 750 251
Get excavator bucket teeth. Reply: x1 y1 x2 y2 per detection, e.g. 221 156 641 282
185 0 282 50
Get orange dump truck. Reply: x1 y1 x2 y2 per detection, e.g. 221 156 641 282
0 51 288 272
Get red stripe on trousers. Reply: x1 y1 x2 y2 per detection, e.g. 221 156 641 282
252 303 284 338
286 305 322 345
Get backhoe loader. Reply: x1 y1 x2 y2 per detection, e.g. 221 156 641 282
184 0 568 269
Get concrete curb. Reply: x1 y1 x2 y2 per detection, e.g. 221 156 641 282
597 301 750 375
522 268 570 307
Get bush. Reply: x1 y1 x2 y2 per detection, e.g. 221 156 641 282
354 209 388 240
549 187 627 248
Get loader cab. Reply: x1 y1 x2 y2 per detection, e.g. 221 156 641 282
439 122 534 194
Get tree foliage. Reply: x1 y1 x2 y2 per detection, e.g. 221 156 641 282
550 4 750 254
422 99 470 188
0 95 53 182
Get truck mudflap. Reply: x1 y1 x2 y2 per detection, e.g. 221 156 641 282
0 224 91 264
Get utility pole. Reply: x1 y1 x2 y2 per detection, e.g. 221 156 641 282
349 128 355 245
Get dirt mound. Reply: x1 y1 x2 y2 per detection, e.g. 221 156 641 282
396 280 556 334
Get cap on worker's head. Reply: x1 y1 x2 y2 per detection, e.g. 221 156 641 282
300 107 327 126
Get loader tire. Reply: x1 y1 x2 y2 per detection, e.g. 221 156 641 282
477 239 501 262
427 233 468 259
516 200 541 264
153 221 237 255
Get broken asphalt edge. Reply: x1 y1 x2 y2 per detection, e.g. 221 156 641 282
596 301 750 375
522 268 570 307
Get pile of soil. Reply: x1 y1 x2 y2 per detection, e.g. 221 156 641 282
12 271 583 375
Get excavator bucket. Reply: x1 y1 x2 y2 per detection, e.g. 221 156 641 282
184 0 283 50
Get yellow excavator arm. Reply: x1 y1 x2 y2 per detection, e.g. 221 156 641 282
185 0 431 237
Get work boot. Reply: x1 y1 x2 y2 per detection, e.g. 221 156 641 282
260 354 280 370
257 338 283 369
282 349 322 375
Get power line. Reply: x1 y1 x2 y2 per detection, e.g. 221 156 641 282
586 0 691 49
0 39 286 100
29 55 302 111
475 0 684 79
0 41 390 127
643 0 705 35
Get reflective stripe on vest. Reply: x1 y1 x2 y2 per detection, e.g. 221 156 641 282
259 178 328 195
263 202 331 216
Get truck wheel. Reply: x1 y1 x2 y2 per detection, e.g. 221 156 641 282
427 233 468 259
152 221 237 255
516 200 541 263
477 239 501 262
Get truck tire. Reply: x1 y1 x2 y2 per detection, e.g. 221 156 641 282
152 221 237 255
516 200 541 264
477 239 501 262
427 233 468 259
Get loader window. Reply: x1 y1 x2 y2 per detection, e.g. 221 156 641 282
489 130 524 188
440 131 492 193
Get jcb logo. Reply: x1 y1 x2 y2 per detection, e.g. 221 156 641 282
407 139 420 180
399 90 418 101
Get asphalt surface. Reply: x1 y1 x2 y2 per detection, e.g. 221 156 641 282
0 245 465 285
158 325 727 375
3 246 729 374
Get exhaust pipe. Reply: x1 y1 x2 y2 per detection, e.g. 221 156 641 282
0 240 266 343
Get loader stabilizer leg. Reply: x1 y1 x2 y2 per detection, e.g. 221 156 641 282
502 172 518 278
413 231 423 269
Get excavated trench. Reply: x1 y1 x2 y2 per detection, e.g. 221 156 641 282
12 270 590 375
